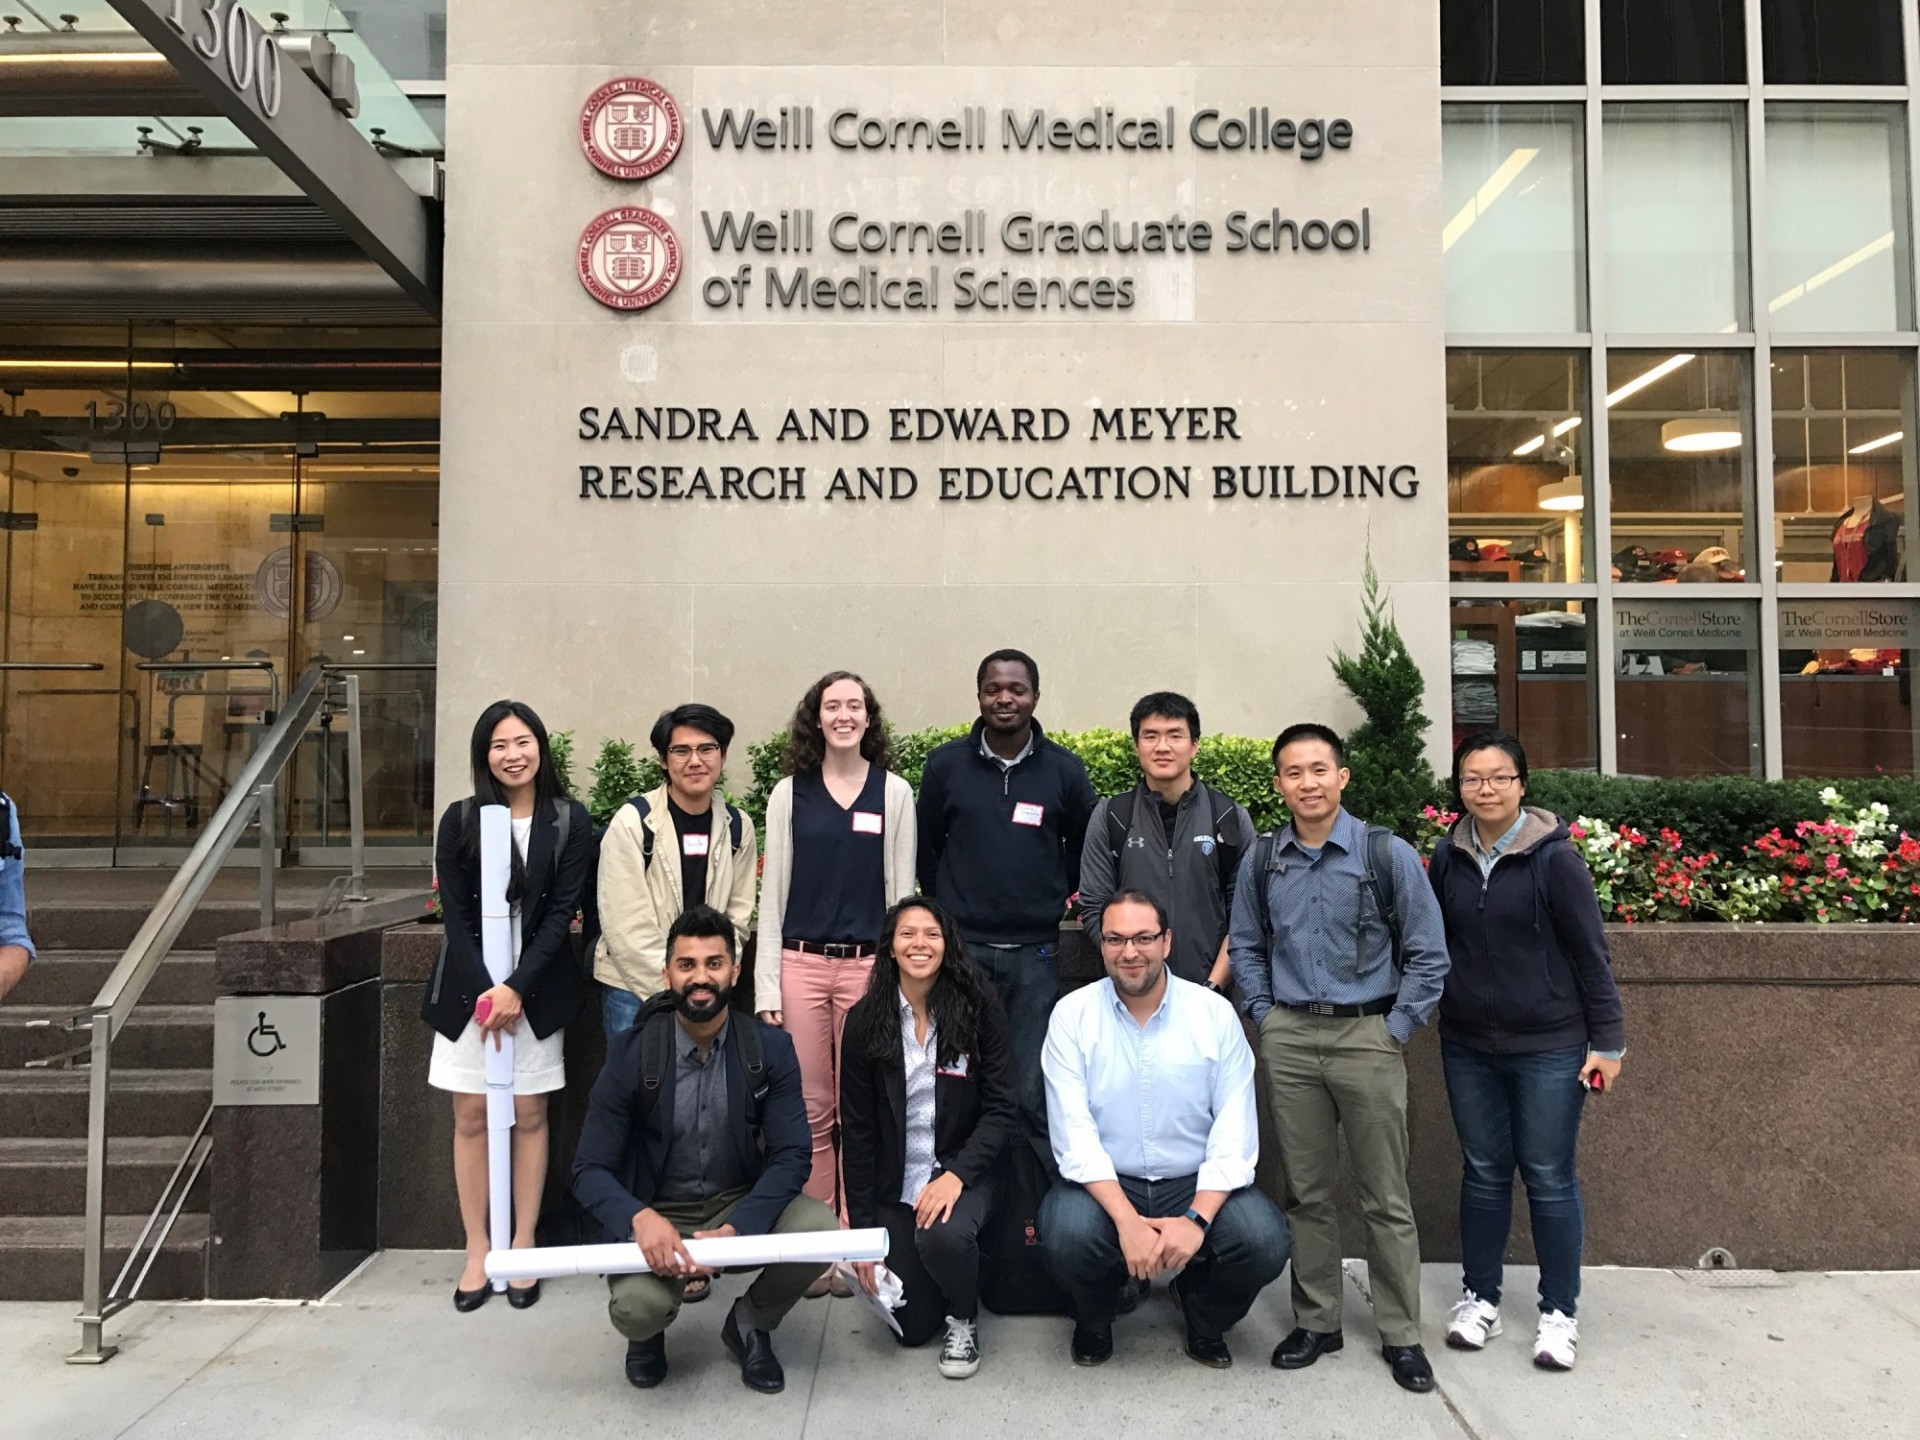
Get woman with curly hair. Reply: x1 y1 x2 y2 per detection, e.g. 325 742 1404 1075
756 671 916 1238
840 897 1014 1376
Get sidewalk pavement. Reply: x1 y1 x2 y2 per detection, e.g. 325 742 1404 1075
8 1254 1916 1439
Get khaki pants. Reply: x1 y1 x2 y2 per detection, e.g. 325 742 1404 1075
605 1187 838 1342
1257 1006 1423 1346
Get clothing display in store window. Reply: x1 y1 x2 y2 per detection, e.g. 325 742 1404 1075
1830 499 1902 583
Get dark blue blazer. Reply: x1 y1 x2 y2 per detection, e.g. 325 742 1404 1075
571 1014 811 1241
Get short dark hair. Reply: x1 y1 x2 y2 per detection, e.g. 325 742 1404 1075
650 703 735 758
975 648 1039 692
1129 691 1201 742
1452 730 1530 809
1102 888 1170 932
666 903 736 960
1272 722 1345 770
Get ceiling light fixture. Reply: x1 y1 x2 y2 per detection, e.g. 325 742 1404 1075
1849 430 1903 455
1442 147 1541 252
1661 417 1742 452
1606 353 1695 407
0 52 171 65
1537 474 1584 511
1552 416 1581 436
1512 434 1547 456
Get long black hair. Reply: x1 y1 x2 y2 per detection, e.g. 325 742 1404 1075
457 699 567 900
852 896 989 1070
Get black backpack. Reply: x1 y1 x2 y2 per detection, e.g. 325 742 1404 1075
0 792 17 862
979 1139 1072 1317
1249 823 1404 967
578 795 749 977
628 988 767 1126
1103 782 1242 894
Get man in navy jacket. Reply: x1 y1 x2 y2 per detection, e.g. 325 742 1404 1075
573 906 834 1395
916 649 1097 1137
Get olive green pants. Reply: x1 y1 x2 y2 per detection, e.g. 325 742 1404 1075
605 1187 838 1342
1257 1007 1423 1347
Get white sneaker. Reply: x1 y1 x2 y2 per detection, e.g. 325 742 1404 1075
1533 1310 1578 1370
1446 1290 1503 1350
938 1315 980 1379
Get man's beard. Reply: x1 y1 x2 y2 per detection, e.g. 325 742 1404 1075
673 982 732 1021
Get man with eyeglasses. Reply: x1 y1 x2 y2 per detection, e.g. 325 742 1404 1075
1227 722 1450 1394
595 703 759 1035
1039 890 1291 1370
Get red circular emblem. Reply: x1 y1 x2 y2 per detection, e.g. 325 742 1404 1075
577 207 682 311
580 77 683 180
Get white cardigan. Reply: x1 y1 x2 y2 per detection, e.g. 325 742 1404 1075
755 769 916 1012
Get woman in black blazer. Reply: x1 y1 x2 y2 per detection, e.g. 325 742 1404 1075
423 700 591 1313
840 896 1015 1378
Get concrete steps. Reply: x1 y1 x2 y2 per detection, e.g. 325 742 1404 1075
4 950 218 1008
0 1068 213 1138
0 1213 208 1302
0 1136 208 1216
0 1005 212 1070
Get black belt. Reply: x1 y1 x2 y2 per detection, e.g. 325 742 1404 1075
1278 996 1395 1018
788 939 875 959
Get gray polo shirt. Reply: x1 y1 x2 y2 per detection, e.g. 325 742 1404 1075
654 1016 751 1203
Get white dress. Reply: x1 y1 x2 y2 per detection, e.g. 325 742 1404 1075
427 814 567 1096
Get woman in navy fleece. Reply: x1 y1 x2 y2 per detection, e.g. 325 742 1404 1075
1426 731 1625 1374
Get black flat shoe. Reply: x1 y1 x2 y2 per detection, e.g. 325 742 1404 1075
624 1335 668 1389
1383 1343 1436 1393
507 1280 541 1309
1070 1324 1113 1366
452 1283 492 1313
720 1299 785 1394
1271 1327 1343 1369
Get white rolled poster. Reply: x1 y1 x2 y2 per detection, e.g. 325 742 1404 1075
485 1227 891 1283
477 803 515 1292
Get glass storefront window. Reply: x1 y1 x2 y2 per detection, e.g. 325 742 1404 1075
1772 351 1913 584
1443 105 1586 333
1447 350 1593 583
1761 0 1906 85
1779 599 1915 776
1602 104 1748 334
1601 0 1746 84
1615 597 1762 776
1441 0 1585 86
1451 599 1598 769
1766 105 1911 334
1607 350 1754 579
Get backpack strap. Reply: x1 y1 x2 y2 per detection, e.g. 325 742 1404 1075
628 794 654 869
1104 789 1138 866
735 1012 766 1092
633 991 681 1126
1362 825 1404 970
1199 783 1240 894
726 803 746 853
1252 831 1276 949
0 793 18 861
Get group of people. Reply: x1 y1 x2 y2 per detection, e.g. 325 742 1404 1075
422 649 1626 1398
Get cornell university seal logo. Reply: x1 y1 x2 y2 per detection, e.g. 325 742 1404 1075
577 207 682 311
579 77 683 180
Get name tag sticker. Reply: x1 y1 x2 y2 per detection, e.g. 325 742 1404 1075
936 1054 970 1078
681 832 710 857
1012 801 1045 827
851 811 884 835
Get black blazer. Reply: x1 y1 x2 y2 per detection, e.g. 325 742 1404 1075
571 1015 811 1241
838 984 1017 1229
422 797 591 1042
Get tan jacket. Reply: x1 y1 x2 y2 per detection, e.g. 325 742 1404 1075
754 770 915 1013
591 785 759 1000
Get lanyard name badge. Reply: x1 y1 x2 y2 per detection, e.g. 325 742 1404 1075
1012 801 1045 827
682 831 710 857
851 811 883 835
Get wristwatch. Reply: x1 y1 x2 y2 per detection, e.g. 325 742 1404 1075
1204 980 1228 996
1182 1207 1212 1235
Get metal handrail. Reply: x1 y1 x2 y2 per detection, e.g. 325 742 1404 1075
0 661 106 672
68 664 330 1365
134 659 281 716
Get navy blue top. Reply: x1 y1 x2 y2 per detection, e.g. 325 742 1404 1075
782 765 888 945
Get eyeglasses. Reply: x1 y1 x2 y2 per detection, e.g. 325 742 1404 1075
1460 774 1520 791
667 743 722 761
1099 930 1165 952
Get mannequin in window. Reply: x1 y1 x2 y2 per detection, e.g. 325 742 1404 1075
1831 499 1901 583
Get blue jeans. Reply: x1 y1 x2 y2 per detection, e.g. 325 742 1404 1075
1440 1039 1588 1316
1039 1176 1291 1340
601 984 643 1039
971 942 1059 1144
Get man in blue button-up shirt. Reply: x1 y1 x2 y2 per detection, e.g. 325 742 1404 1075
1227 725 1450 1395
0 792 35 1004
1040 890 1290 1371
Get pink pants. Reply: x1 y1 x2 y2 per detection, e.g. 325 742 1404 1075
779 945 873 1218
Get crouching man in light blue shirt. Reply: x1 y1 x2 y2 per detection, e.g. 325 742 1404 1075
0 792 36 1003
1039 888 1290 1371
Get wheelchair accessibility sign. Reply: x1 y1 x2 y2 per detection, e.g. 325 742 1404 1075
213 995 321 1106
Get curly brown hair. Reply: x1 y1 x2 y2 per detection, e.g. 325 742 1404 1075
783 670 893 775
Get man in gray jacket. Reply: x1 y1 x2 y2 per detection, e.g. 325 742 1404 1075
1078 693 1255 993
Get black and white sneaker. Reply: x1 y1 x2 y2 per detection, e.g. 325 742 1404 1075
938 1315 981 1379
